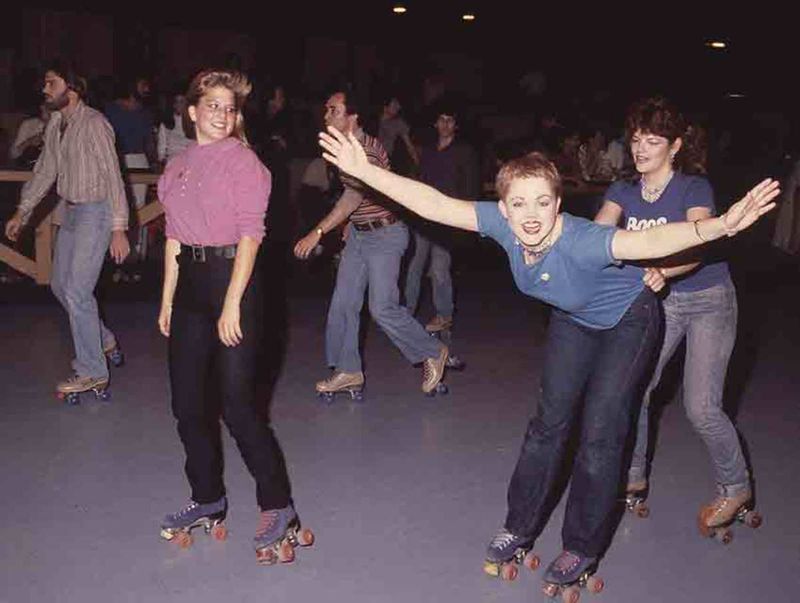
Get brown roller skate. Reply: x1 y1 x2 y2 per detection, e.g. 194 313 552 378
315 371 365 403
697 486 762 545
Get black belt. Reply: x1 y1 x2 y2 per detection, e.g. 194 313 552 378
351 216 398 231
180 244 237 262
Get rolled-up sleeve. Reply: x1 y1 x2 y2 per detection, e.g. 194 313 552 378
232 150 270 243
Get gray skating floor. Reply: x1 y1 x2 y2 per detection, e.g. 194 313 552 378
1 255 798 603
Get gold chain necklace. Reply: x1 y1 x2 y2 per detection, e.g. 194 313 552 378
641 170 674 203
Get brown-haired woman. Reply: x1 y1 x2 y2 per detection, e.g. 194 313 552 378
157 69 312 564
596 97 762 539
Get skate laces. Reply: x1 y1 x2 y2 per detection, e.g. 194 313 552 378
255 510 279 538
490 529 520 550
175 501 199 519
552 551 581 574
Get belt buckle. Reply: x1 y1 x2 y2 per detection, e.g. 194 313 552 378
191 246 206 262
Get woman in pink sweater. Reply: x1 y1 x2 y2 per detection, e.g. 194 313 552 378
156 69 311 564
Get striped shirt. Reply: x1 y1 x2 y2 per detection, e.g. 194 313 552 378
18 101 129 231
340 130 395 224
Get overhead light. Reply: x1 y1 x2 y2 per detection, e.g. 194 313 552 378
726 93 745 98
462 13 476 21
707 41 727 49
393 5 407 13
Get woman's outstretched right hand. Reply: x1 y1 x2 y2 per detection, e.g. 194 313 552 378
158 304 172 337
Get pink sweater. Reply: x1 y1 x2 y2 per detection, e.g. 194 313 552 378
159 137 271 245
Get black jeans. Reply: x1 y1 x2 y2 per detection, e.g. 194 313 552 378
169 248 291 510
505 288 660 557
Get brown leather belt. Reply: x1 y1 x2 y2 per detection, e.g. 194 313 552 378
351 216 398 231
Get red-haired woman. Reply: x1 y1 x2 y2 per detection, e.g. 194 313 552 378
596 97 761 538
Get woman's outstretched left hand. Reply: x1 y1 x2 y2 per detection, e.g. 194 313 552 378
722 178 781 235
319 127 369 179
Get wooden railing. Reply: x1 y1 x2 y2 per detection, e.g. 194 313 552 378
0 170 163 284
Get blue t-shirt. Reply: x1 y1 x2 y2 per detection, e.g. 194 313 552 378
475 203 645 330
604 173 730 292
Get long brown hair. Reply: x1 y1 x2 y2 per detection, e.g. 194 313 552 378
625 97 707 174
182 68 251 145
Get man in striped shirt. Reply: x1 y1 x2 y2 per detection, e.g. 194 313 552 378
4 59 130 400
294 90 448 398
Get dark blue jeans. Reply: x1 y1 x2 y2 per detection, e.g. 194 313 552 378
505 288 660 557
169 250 291 510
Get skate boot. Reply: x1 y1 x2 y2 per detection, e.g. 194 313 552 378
160 497 228 548
56 375 110 405
315 371 364 403
422 345 449 396
425 317 465 371
624 477 649 518
425 315 453 334
483 528 540 581
103 340 125 368
254 505 314 565
542 550 604 602
697 485 761 544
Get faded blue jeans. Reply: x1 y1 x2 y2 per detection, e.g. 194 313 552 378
404 229 454 319
50 201 116 380
326 222 442 373
628 277 748 494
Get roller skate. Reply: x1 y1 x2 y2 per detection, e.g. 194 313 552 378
483 528 540 581
56 375 110 405
542 550 604 602
422 345 449 396
425 316 465 371
160 497 228 548
623 477 649 518
254 505 314 565
697 485 761 545
315 371 365 403
103 341 125 368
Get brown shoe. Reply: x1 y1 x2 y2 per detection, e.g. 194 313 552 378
315 371 364 394
56 374 108 394
421 346 449 393
425 315 453 333
698 487 752 534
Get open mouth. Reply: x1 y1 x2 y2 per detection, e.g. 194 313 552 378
521 221 541 235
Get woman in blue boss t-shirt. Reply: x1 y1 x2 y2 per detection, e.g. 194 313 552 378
596 97 754 537
318 127 778 592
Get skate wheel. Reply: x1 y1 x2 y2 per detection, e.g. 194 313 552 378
256 547 278 565
483 561 501 578
176 531 193 549
543 583 560 598
96 389 111 402
297 528 314 547
744 511 762 529
435 382 449 395
715 529 733 545
277 541 295 563
523 551 540 571
561 586 580 603
318 392 336 404
586 575 604 593
211 523 228 541
65 393 80 406
500 563 518 581
108 351 125 368
348 389 364 402
635 504 650 519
